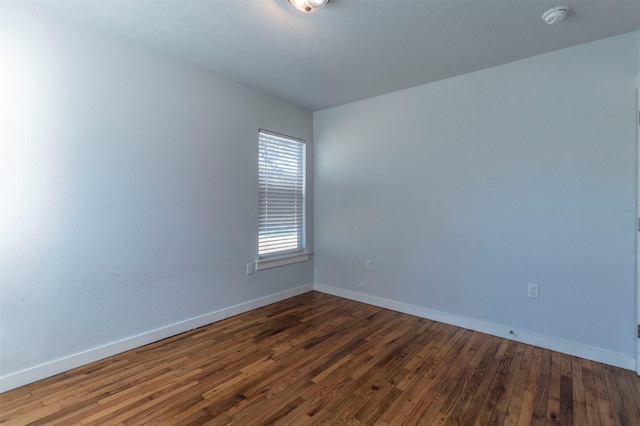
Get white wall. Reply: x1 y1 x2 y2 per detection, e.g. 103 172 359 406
0 3 313 387
314 31 639 367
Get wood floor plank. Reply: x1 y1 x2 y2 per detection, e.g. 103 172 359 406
471 340 516 425
581 359 602 426
1 291 639 425
559 373 574 425
530 350 551 425
571 356 588 426
503 346 531 425
612 366 640 423
487 345 525 425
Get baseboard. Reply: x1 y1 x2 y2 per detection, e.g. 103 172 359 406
0 284 314 393
314 283 636 371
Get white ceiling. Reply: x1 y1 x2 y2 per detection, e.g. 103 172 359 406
37 0 640 111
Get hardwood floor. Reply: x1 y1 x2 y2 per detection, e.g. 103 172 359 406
1 291 639 425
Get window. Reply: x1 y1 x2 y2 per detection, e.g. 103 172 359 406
258 129 306 262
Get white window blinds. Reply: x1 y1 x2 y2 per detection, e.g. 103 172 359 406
258 130 306 257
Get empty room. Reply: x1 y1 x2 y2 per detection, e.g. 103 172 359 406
1 0 640 424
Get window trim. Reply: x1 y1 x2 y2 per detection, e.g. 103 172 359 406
257 129 308 267
255 251 310 271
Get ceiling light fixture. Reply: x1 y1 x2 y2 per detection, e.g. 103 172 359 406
288 0 331 13
542 6 570 24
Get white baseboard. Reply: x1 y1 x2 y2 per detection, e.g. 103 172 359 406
0 284 314 393
314 283 636 371
3 282 634 393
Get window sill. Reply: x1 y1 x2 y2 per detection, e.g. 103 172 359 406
255 252 311 271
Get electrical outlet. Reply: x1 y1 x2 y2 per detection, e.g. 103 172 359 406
527 283 539 299
365 259 372 271
246 262 254 275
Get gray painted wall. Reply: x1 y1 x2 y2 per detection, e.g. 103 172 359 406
314 32 639 359
0 3 313 377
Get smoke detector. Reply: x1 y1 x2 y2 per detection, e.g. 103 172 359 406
542 6 570 24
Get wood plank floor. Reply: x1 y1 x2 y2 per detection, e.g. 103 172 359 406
1 291 639 425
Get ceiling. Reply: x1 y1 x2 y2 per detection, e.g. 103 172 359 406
36 0 640 111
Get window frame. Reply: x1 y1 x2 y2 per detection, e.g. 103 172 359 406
256 129 309 270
